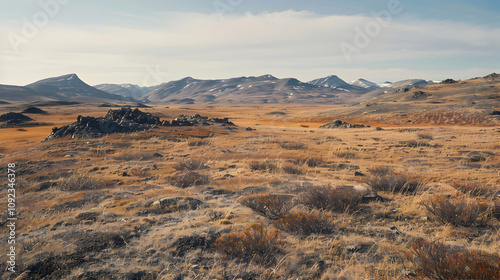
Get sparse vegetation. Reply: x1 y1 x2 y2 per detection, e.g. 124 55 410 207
249 160 279 172
214 223 283 264
170 171 209 188
278 141 305 150
421 195 491 227
301 185 364 213
452 180 498 197
238 193 295 219
364 166 424 194
273 212 333 235
411 240 500 280
173 158 208 171
281 163 305 175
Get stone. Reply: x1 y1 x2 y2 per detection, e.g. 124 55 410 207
320 120 368 129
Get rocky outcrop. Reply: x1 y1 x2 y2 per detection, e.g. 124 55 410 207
0 112 34 128
170 114 235 126
320 120 368 129
45 107 161 141
44 107 236 140
412 91 429 99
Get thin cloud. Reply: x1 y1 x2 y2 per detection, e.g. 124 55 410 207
0 10 498 85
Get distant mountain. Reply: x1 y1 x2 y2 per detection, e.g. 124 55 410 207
25 74 136 102
94 83 156 100
385 79 429 89
144 74 366 104
0 84 59 102
378 81 393 87
350 78 381 91
308 75 370 93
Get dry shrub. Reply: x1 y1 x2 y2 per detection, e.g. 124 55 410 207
279 141 305 150
249 160 279 172
170 171 209 188
417 133 434 140
364 166 424 194
333 150 356 159
452 180 498 197
273 212 333 235
58 174 107 191
173 159 208 171
421 196 491 227
411 240 500 280
112 151 157 161
238 194 295 220
290 156 324 167
301 185 363 213
281 163 304 175
187 138 210 147
214 222 283 264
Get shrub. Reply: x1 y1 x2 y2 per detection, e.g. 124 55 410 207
58 174 107 191
279 141 305 150
249 160 279 172
417 133 434 140
301 185 363 213
214 223 283 264
187 138 210 147
273 212 333 235
451 180 497 197
173 159 208 171
282 163 304 175
421 196 491 227
238 194 295 220
364 166 423 194
411 240 500 280
290 156 324 167
170 171 209 188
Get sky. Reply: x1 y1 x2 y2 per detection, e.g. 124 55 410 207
0 0 499 86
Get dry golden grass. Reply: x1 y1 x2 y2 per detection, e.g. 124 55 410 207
0 102 498 279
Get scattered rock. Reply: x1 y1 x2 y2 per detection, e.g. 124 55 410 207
136 197 204 216
412 90 429 99
491 110 500 116
354 171 366 177
170 114 235 127
246 127 255 131
21 106 48 114
173 231 220 257
466 151 486 162
153 153 164 157
320 120 368 129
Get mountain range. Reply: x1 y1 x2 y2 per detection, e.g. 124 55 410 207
0 73 434 104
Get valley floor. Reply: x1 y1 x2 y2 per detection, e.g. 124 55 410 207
0 104 499 279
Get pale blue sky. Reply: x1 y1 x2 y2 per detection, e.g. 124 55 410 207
1 0 499 85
